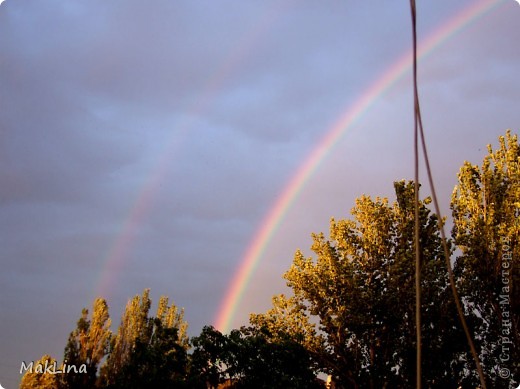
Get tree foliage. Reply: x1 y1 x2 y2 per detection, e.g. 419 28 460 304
277 181 464 387
20 355 59 389
98 289 189 388
60 298 111 389
189 325 322 388
99 289 152 386
452 130 519 386
25 131 518 388
251 130 518 388
249 294 324 358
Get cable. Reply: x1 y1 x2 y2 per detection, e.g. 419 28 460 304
408 1 487 388
409 1 421 388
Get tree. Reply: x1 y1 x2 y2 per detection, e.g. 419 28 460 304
189 325 229 388
268 181 464 387
228 326 322 388
155 295 189 350
20 354 59 389
99 289 153 387
115 319 188 389
452 130 519 387
249 294 324 361
60 298 112 389
99 289 189 388
189 325 322 389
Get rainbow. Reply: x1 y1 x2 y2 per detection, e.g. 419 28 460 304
213 0 506 332
95 1 295 299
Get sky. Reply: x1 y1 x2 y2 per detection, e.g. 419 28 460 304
0 0 519 386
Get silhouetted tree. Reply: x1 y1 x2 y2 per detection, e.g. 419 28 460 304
189 325 322 388
189 325 229 388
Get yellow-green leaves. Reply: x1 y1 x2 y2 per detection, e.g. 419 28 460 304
20 355 59 389
451 130 519 382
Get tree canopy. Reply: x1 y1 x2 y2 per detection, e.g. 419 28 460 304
20 131 518 388
270 180 466 387
452 130 519 386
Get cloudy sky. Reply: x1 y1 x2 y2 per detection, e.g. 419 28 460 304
1 0 519 386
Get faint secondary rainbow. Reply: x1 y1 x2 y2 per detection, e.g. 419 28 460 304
214 0 506 332
94 1 297 300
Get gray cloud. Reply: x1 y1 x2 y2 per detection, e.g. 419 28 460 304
0 0 518 386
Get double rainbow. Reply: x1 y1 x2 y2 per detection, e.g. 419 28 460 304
93 0 505 332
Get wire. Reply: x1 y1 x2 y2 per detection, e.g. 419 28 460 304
409 1 422 388
408 1 487 388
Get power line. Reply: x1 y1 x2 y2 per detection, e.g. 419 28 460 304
408 1 487 388
408 1 421 387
